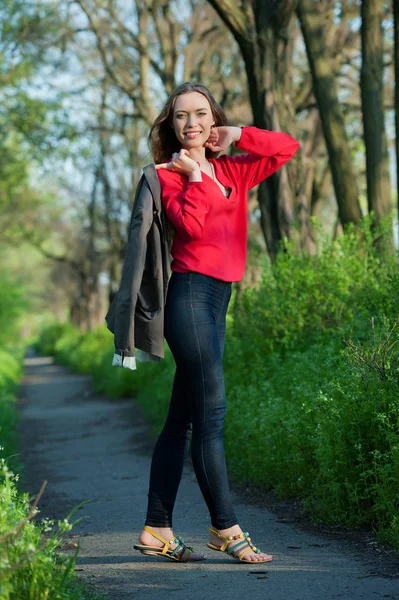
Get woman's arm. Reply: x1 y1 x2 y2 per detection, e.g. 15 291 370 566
208 126 300 190
156 149 210 240
157 170 209 240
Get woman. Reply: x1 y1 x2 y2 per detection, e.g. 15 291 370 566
133 82 300 563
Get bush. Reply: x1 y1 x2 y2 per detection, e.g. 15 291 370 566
33 322 71 356
0 349 24 474
309 318 399 541
0 460 105 600
0 274 27 347
223 224 399 547
233 222 397 357
0 349 22 395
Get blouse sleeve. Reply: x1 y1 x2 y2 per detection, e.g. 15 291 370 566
222 126 300 190
158 171 209 240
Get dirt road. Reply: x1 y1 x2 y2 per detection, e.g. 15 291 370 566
18 353 399 600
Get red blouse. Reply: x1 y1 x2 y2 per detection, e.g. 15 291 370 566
157 126 300 282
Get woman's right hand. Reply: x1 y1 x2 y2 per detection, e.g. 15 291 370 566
155 149 200 176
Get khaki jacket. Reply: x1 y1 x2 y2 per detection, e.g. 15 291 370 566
105 163 171 369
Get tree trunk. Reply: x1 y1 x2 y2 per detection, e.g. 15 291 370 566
394 0 399 219
207 0 313 258
297 0 362 226
361 0 392 228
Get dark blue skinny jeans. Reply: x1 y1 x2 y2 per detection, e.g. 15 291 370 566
145 271 238 530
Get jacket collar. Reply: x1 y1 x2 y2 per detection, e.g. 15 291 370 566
143 163 162 214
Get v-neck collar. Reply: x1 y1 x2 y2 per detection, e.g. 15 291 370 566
202 159 235 201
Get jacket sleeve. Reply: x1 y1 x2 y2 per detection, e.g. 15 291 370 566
222 126 300 190
106 176 153 369
158 171 209 239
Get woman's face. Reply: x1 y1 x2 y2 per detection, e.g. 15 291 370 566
172 92 215 149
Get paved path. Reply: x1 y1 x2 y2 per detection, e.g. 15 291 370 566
18 354 399 600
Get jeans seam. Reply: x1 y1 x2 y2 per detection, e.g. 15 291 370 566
188 276 218 512
216 283 230 324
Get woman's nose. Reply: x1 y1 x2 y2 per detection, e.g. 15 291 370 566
186 115 198 127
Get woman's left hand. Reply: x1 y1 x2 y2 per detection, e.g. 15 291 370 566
204 126 242 152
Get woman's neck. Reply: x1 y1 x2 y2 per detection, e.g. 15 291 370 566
186 146 207 165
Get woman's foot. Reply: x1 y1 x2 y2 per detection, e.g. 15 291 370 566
138 526 205 560
139 527 177 550
209 525 273 562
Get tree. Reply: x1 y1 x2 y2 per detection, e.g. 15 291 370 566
394 0 399 217
207 0 313 256
296 0 363 228
361 0 392 226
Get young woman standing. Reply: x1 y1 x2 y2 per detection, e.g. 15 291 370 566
133 82 300 563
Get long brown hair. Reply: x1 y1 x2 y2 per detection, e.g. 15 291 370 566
148 82 228 164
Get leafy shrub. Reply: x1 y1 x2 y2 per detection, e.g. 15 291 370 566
0 349 22 394
56 327 113 374
0 274 27 347
0 349 23 474
0 460 105 600
33 322 71 356
234 222 397 357
309 318 399 539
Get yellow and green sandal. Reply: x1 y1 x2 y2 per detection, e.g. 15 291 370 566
207 528 273 563
134 526 206 562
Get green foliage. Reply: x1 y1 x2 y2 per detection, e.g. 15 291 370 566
0 272 27 347
233 221 396 357
225 224 399 547
63 327 113 374
36 324 114 374
32 322 70 356
0 460 106 600
308 319 399 538
0 0 61 85
91 346 147 399
126 349 174 433
0 349 23 474
0 349 22 393
0 0 66 245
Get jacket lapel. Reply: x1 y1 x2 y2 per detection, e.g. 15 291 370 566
143 163 162 214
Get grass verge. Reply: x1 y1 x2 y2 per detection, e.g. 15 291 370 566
0 347 106 600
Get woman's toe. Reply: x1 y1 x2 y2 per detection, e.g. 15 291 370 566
262 553 273 562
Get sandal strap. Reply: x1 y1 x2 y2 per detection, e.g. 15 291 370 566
143 525 180 555
209 528 262 558
209 528 247 551
236 546 255 560
169 539 184 556
227 539 248 556
143 526 169 546
242 532 261 553
209 528 231 551
144 527 191 559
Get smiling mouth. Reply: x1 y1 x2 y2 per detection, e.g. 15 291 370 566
184 131 202 139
